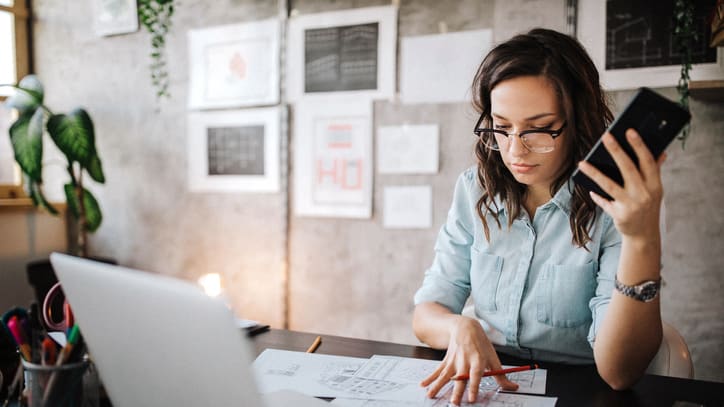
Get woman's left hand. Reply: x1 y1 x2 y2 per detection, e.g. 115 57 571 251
577 129 666 240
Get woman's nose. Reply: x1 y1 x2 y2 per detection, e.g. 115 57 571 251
507 133 529 156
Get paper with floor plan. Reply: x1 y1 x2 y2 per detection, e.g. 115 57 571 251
254 349 426 402
331 390 557 407
253 350 547 403
361 355 547 395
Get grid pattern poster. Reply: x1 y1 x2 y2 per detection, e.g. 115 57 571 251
304 23 379 93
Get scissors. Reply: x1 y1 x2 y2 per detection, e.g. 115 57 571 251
42 282 74 333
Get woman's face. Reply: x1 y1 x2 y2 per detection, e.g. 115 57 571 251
489 75 568 192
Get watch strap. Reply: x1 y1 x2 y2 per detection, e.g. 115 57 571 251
614 275 661 302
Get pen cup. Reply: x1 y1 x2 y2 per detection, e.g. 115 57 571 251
21 359 99 407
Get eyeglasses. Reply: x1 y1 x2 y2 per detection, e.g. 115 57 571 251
473 114 566 154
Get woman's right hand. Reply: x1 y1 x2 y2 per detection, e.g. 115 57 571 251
420 316 518 405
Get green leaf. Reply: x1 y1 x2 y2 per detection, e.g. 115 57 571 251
9 108 45 181
86 153 106 183
64 183 103 232
47 108 96 167
5 75 44 114
30 182 59 215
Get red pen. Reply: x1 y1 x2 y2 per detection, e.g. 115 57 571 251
451 363 539 381
41 336 57 365
6 316 32 361
63 302 74 329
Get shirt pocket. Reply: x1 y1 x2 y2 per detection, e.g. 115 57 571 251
536 262 596 328
470 249 504 312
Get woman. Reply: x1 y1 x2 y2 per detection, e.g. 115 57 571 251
413 28 665 405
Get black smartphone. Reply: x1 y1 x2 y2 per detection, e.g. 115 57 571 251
572 87 691 200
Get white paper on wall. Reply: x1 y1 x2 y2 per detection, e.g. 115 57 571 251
377 124 438 174
400 29 492 104
383 186 432 229
294 99 373 218
188 19 280 109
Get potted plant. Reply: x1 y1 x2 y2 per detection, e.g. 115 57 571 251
2 74 105 258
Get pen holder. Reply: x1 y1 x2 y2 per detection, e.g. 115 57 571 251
21 359 99 407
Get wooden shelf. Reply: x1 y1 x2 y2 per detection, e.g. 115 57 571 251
0 198 66 212
689 80 724 103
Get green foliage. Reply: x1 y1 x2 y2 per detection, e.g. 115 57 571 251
673 0 696 147
2 75 105 254
137 0 175 99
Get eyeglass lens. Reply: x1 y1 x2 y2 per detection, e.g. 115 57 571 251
481 131 555 153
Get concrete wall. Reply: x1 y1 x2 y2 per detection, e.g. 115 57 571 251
5 0 720 382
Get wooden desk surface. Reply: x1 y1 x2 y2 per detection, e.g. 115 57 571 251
252 329 724 407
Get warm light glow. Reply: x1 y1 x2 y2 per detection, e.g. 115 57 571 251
198 273 222 297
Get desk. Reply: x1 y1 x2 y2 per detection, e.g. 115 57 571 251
252 329 724 407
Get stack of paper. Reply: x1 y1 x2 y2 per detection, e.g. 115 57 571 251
253 349 557 406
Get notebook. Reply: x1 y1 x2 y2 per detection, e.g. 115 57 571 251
50 252 326 407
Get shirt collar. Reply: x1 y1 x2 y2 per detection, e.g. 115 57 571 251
489 179 575 217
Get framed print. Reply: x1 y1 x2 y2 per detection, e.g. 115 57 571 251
293 99 373 218
187 107 281 193
286 5 397 102
92 0 139 37
188 19 280 109
578 0 724 90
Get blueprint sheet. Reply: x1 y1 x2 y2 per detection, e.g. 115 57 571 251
253 350 550 404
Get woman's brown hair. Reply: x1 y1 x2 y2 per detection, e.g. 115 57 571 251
471 28 613 248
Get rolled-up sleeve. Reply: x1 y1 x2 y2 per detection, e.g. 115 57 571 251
414 170 478 314
587 214 622 347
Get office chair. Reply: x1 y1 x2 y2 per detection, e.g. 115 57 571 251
645 321 695 379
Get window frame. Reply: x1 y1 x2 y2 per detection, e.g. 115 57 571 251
0 1 32 199
0 0 31 101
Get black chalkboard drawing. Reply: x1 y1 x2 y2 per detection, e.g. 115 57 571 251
207 125 265 176
605 0 716 70
286 5 397 101
304 23 379 93
577 0 723 90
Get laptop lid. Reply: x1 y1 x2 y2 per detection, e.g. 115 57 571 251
50 252 265 407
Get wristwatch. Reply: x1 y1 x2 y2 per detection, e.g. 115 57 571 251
614 275 661 302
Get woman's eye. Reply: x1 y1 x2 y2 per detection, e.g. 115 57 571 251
494 125 510 130
530 125 553 131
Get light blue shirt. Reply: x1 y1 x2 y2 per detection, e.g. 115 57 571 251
414 168 621 364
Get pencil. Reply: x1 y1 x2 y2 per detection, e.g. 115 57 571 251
451 364 539 381
306 336 322 353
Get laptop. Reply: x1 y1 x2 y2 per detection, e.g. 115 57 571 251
50 252 327 407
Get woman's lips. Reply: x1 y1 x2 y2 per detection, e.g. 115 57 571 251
511 163 538 173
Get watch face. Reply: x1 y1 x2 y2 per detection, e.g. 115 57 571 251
638 282 659 301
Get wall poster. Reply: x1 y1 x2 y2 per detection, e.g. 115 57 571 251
286 5 397 102
187 107 281 193
578 0 724 90
293 99 372 218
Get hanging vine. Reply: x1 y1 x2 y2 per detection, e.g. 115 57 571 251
138 0 175 99
673 0 696 147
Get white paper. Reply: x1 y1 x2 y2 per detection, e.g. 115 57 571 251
262 390 330 407
187 107 281 193
400 29 492 104
377 125 438 174
254 350 551 405
293 99 373 218
363 355 547 395
188 19 280 108
331 392 557 407
287 6 397 102
383 186 432 229
92 0 139 37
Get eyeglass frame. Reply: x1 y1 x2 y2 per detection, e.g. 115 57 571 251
473 113 567 153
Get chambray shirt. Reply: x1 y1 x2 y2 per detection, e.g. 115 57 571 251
414 168 622 364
